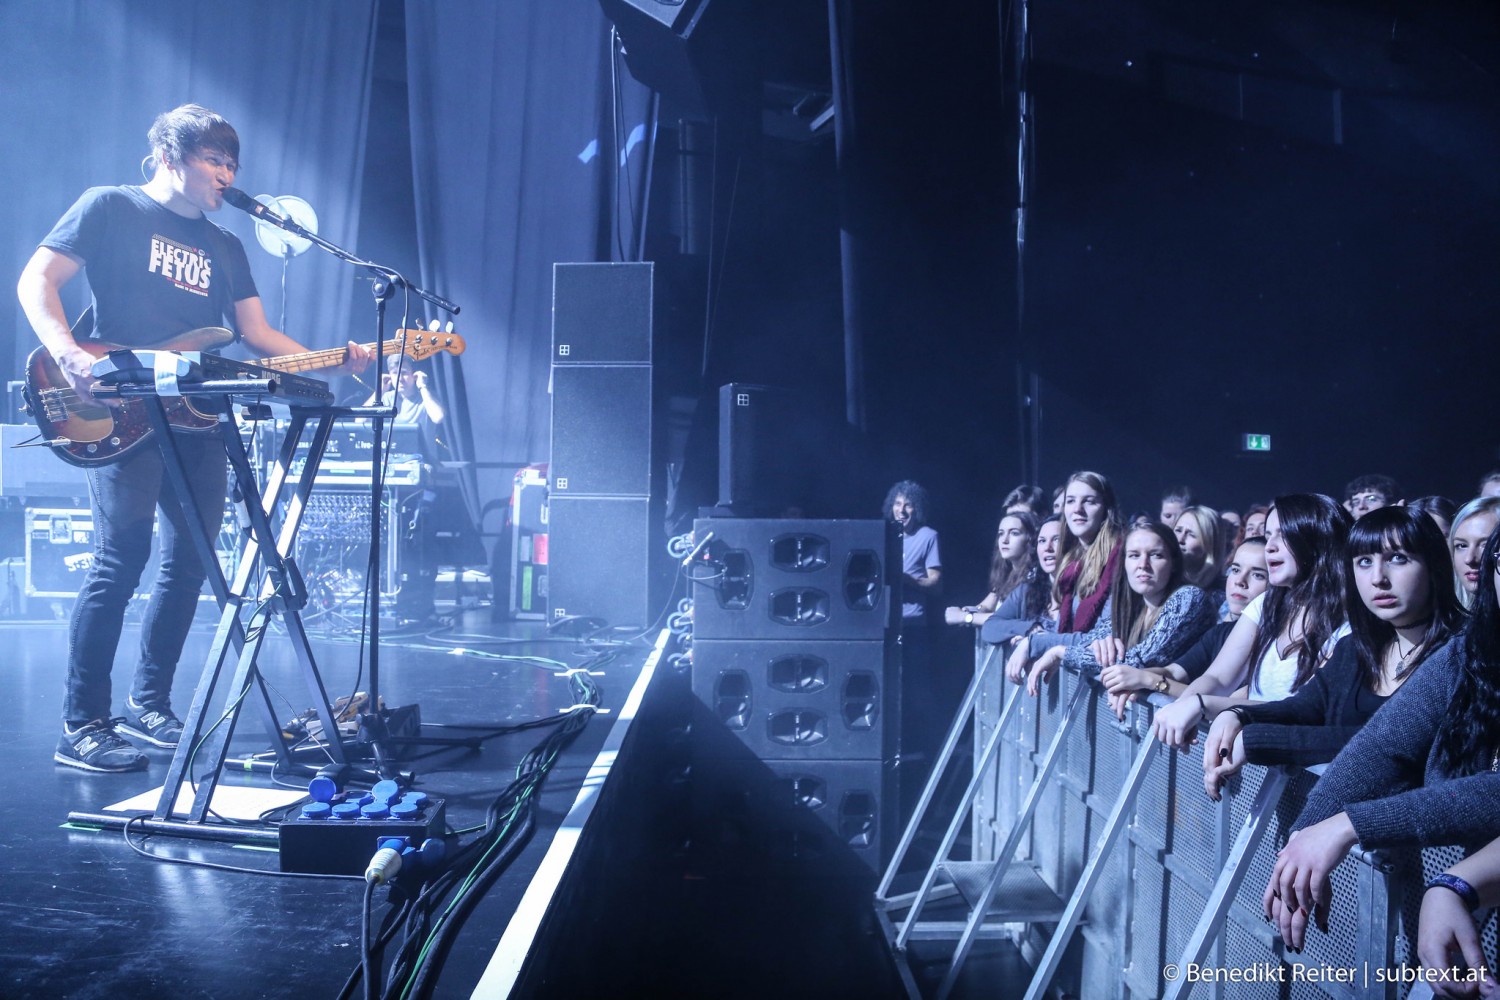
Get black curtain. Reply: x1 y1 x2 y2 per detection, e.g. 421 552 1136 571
404 0 652 506
0 0 379 389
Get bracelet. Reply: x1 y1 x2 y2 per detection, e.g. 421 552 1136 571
1426 873 1481 912
1227 706 1252 725
1195 693 1207 716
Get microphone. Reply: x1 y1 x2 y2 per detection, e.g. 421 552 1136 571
222 187 309 237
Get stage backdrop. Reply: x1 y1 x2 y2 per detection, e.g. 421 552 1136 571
0 0 379 398
404 0 651 473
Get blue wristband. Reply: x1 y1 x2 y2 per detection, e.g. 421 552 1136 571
1426 873 1481 912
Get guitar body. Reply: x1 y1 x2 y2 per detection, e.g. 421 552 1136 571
23 327 236 468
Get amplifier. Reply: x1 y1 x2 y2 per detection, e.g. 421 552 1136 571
295 488 405 596
286 458 423 488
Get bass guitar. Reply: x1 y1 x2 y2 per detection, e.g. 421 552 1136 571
23 327 466 468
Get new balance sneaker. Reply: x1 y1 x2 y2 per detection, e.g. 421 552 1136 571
117 698 184 749
55 719 149 773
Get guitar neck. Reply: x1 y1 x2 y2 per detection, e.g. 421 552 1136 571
259 338 415 375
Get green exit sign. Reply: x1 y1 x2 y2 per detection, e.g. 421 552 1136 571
1242 433 1272 452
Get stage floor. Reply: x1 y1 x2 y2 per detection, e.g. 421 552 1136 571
0 608 654 999
0 604 1030 999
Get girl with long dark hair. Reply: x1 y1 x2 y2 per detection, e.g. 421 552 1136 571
1263 520 1500 952
1151 494 1353 747
945 511 1040 628
979 515 1062 645
1023 522 1217 694
1201 506 1464 798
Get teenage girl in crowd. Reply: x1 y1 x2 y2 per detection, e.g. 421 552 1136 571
1172 505 1227 609
1243 504 1270 539
1263 520 1500 954
1021 523 1218 696
1408 495 1456 537
1098 536 1270 719
1201 506 1464 798
1002 484 1047 516
1004 471 1124 682
1450 496 1500 609
945 512 1040 628
978 516 1062 645
1150 494 1353 747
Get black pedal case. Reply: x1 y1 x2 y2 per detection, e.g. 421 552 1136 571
278 798 446 876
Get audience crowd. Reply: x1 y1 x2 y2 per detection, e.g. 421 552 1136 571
893 466 1500 995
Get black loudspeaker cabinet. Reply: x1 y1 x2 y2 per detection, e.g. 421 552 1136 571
717 383 818 516
551 262 652 365
598 0 708 34
690 638 897 762
690 518 898 641
547 496 650 627
550 365 651 498
687 756 894 878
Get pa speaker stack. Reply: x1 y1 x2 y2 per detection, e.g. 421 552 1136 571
548 262 654 628
687 517 900 878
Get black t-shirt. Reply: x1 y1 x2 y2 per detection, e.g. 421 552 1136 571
41 185 257 346
1176 620 1235 680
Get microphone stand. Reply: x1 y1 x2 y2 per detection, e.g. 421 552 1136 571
227 193 467 779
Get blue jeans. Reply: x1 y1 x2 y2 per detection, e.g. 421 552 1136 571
63 432 225 724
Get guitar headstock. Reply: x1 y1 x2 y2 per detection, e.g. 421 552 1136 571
393 328 466 360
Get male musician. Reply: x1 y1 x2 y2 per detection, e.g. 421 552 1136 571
17 104 372 771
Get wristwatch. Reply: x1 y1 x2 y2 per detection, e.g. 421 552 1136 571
1153 676 1170 694
964 611 974 625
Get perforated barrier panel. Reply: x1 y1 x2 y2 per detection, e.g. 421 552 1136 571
967 635 1499 1000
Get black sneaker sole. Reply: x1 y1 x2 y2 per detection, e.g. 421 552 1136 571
115 722 179 749
54 750 148 773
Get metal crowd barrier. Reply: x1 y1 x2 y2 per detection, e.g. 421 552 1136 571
963 637 1500 1000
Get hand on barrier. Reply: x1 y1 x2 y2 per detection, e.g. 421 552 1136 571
1149 696 1203 749
1025 646 1066 696
1202 711 1245 801
1005 641 1033 684
1106 688 1141 721
1418 882 1493 998
1091 636 1127 668
1263 812 1358 950
1099 662 1148 694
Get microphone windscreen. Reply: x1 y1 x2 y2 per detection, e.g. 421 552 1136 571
221 187 257 212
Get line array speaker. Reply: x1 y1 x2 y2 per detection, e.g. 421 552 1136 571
690 517 899 641
548 263 654 627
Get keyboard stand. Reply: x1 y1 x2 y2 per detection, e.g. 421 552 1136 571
68 385 353 842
